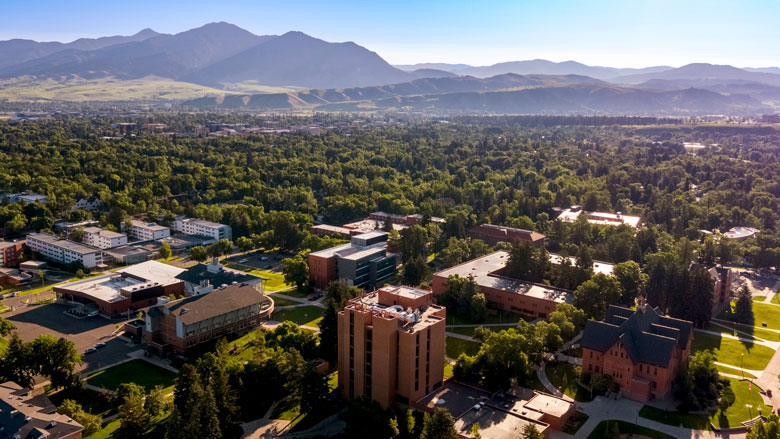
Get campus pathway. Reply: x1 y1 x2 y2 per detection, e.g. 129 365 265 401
694 328 780 350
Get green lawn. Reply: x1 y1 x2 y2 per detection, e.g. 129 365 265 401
445 310 530 326
545 361 594 402
691 331 774 370
710 378 772 429
754 296 767 302
50 387 118 418
447 325 504 337
771 294 780 305
276 287 311 299
743 302 780 330
707 321 780 342
224 263 291 292
87 359 177 393
587 420 675 439
445 337 480 359
716 364 757 379
272 306 324 327
268 294 302 307
86 419 121 439
639 405 710 430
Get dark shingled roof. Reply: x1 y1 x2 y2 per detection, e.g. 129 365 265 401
580 305 693 368
175 263 262 287
163 283 271 325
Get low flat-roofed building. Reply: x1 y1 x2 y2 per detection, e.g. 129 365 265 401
26 232 103 268
176 258 265 295
104 241 162 265
724 226 759 241
20 260 46 271
556 206 641 228
0 381 84 439
416 382 574 438
0 267 31 285
311 224 353 239
4 193 48 204
548 253 614 276
82 226 128 249
53 220 100 234
158 234 212 254
129 220 171 241
172 216 232 243
469 224 546 248
432 251 571 318
54 261 185 316
144 282 274 354
343 218 406 234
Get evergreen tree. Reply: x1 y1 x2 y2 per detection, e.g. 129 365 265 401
734 286 754 326
198 385 223 439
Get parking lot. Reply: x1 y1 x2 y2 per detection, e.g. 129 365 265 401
735 269 780 300
4 301 139 372
224 249 290 272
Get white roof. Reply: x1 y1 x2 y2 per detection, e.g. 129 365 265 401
556 208 641 228
117 260 185 284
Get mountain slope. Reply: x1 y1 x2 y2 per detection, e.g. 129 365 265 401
456 60 673 80
615 63 780 87
0 29 162 70
0 22 271 80
184 31 413 88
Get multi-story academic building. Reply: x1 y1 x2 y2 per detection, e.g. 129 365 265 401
26 232 104 268
468 224 546 247
129 220 171 241
82 226 128 249
0 240 23 267
172 217 232 243
581 304 693 402
337 286 446 407
308 231 397 290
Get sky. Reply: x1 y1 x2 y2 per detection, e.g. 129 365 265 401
1 0 778 68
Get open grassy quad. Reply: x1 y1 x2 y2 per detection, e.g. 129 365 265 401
87 359 177 394
750 302 780 330
272 305 324 327
545 361 594 402
50 387 118 419
707 321 780 342
445 336 480 359
587 420 675 439
691 331 774 370
267 293 302 307
638 405 710 429
715 364 758 379
86 413 170 439
711 378 773 428
224 262 292 293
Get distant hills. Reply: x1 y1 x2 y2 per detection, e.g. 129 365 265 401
1 23 779 114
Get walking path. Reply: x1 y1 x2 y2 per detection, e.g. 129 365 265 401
712 317 780 335
694 327 780 349
445 331 476 342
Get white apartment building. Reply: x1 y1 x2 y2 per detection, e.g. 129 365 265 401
129 220 171 241
172 217 232 243
82 227 128 249
26 233 104 268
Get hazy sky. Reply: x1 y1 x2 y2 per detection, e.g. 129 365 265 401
2 0 778 68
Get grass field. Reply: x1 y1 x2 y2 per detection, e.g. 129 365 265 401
224 263 292 292
545 361 594 402
587 420 675 439
707 321 780 341
272 306 324 327
716 364 758 379
267 294 302 307
754 296 767 302
445 337 480 359
87 359 177 393
50 387 118 418
724 301 780 330
691 331 774 370
639 405 710 430
711 378 772 428
86 419 121 439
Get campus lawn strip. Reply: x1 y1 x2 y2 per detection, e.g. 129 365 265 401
224 263 292 292
691 331 773 370
445 336 480 359
86 359 177 394
272 306 324 327
638 405 710 429
267 294 302 307
587 420 675 439
707 321 780 342
545 361 594 402
715 364 757 379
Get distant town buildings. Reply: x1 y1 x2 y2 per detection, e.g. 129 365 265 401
310 224 354 240
175 258 265 295
172 217 232 243
82 226 128 249
144 282 273 354
549 253 615 276
26 232 104 268
432 251 572 318
468 223 546 247
556 206 641 228
53 220 100 235
74 195 103 211
308 231 397 290
0 381 84 439
581 305 693 402
129 219 171 241
338 286 446 407
0 240 23 267
54 261 185 316
724 226 759 241
2 192 48 204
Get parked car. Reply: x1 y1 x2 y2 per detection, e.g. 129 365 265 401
239 258 248 263
95 342 106 349
260 256 269 261
84 347 97 354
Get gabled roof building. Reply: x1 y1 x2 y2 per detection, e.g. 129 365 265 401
581 305 693 402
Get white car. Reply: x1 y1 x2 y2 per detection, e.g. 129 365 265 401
239 258 248 263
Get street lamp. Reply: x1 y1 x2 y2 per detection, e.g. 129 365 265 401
741 353 745 380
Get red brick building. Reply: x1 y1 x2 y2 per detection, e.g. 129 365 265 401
468 224 546 248
338 286 446 407
581 305 693 402
0 241 23 267
432 251 571 319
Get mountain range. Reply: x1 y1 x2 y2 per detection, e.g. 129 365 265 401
1 23 779 114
